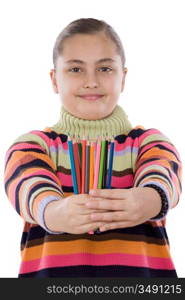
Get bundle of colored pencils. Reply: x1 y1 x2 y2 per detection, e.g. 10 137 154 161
67 136 115 195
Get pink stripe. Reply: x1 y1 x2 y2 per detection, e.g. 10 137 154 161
30 130 51 145
138 128 161 144
112 174 134 187
50 136 67 151
57 172 72 186
19 252 175 274
114 137 133 152
31 130 70 151
5 143 43 164
61 140 69 151
57 173 134 189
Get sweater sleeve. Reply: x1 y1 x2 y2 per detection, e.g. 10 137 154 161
132 127 182 220
4 130 64 233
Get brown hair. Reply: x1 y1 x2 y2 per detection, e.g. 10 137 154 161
53 18 126 69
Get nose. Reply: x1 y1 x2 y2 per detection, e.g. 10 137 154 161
83 71 99 89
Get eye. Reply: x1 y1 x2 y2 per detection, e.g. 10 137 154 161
98 67 112 72
69 67 82 73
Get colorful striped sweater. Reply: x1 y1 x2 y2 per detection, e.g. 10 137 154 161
4 105 182 277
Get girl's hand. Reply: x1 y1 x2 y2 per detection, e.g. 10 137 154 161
86 187 162 232
44 194 107 234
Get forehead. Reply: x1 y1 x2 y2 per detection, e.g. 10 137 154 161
57 32 120 65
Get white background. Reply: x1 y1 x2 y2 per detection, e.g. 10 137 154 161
0 0 184 277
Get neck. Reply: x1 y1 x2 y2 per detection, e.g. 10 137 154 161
51 105 133 141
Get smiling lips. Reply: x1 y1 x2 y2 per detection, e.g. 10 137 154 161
78 94 104 101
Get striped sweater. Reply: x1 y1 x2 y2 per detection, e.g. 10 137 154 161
4 107 182 277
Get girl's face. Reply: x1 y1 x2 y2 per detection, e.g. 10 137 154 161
50 32 127 120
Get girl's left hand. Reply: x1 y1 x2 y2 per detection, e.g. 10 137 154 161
85 187 162 232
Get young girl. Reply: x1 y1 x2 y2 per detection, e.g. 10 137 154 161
4 18 182 277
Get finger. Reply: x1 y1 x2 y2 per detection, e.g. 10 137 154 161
86 199 126 210
74 194 91 205
89 188 129 199
80 222 107 233
99 221 133 232
80 213 113 224
72 205 110 218
74 194 108 206
90 211 129 222
80 208 109 215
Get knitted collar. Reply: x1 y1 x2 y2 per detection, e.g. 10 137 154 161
51 105 133 141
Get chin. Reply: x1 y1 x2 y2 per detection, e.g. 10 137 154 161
67 102 115 120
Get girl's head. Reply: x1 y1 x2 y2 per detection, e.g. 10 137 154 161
50 18 127 120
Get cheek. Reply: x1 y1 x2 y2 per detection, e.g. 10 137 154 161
104 76 122 93
64 77 82 95
57 79 75 96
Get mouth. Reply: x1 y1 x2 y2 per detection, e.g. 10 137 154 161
77 94 104 101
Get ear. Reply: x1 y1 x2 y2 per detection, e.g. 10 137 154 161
49 69 59 94
121 67 128 93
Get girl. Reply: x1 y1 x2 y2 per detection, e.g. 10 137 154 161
4 18 182 277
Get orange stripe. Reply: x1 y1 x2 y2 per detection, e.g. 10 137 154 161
141 148 177 161
7 167 61 201
5 151 57 175
21 239 171 261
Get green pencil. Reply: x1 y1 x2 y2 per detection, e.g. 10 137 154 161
98 139 106 188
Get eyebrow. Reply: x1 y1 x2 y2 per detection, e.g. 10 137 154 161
65 58 116 64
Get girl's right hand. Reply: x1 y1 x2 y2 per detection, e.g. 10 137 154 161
44 194 107 234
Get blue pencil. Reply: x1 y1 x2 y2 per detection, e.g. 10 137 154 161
106 139 115 189
68 136 78 194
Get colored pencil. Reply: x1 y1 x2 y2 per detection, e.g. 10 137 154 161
77 140 82 167
94 140 97 170
102 139 108 188
93 137 101 189
98 139 106 188
106 139 115 189
73 138 81 194
81 137 86 193
85 140 90 193
89 141 95 190
88 140 96 236
67 136 78 194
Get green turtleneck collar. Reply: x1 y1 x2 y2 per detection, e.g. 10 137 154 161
50 105 133 141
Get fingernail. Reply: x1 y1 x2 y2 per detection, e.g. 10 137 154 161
88 231 94 235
